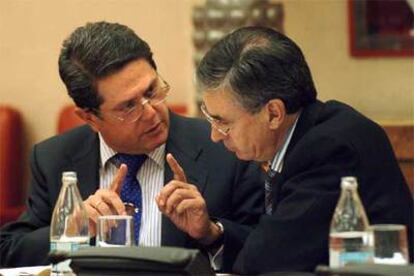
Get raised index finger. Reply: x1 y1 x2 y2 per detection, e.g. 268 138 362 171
166 153 187 182
110 164 127 194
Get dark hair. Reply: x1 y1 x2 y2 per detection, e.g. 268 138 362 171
196 26 317 114
58 21 156 113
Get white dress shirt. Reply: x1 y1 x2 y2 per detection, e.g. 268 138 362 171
269 114 300 173
98 134 165 246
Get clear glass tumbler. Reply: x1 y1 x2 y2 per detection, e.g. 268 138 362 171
370 224 409 265
96 215 134 247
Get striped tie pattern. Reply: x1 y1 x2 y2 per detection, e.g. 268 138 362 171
264 169 277 215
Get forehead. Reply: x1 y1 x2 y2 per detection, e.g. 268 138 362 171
97 59 156 104
202 89 245 119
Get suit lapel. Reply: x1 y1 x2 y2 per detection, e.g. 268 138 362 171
286 100 323 156
70 127 100 200
164 151 208 191
161 113 208 247
270 101 323 210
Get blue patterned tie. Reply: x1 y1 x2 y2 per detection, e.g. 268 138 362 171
114 153 147 244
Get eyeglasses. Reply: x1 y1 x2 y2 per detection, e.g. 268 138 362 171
200 102 231 136
98 75 169 124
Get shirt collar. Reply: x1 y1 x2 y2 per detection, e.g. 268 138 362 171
269 113 300 173
99 133 166 169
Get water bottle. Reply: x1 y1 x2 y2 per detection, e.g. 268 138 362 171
329 176 373 268
50 171 89 275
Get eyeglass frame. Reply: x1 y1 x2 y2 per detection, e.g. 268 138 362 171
91 75 170 124
200 102 231 136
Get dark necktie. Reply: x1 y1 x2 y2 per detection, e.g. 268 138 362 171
113 153 147 244
264 169 278 215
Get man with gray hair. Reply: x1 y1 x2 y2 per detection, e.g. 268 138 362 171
157 26 413 274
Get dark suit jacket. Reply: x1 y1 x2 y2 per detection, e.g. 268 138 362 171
0 112 264 267
221 100 414 274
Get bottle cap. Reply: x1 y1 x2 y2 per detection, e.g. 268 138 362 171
341 176 358 189
62 171 77 183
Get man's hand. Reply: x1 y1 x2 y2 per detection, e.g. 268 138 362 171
83 164 127 236
156 153 222 245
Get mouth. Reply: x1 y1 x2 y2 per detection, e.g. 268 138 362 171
144 121 162 135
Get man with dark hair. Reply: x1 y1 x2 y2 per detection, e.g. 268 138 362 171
157 26 413 274
0 22 263 267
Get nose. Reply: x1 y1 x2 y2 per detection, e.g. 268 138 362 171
140 101 158 121
210 127 225 143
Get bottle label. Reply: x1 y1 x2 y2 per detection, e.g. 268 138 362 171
50 241 84 252
339 251 372 265
330 250 373 267
329 231 373 268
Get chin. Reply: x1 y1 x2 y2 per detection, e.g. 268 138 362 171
148 127 168 149
235 151 253 161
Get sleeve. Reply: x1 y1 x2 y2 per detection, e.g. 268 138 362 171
218 160 265 272
0 144 54 267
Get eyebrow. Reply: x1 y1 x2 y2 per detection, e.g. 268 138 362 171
203 103 225 122
210 114 224 121
113 76 158 110
142 77 158 94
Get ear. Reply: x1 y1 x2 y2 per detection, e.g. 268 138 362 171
74 107 100 132
265 99 286 130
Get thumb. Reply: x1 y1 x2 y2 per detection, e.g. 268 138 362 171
166 153 187 182
110 164 127 194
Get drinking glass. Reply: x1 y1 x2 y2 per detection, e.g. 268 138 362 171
96 215 134 247
370 224 409 265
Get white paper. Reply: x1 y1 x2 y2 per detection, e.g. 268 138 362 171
0 265 50 276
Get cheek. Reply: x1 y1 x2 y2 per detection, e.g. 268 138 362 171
156 104 169 118
228 131 251 152
237 123 266 153
102 125 137 143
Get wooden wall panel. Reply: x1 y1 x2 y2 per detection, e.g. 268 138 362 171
383 125 414 195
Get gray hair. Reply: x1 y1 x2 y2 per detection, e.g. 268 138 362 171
196 26 317 114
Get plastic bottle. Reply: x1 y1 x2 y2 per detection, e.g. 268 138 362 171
50 171 89 275
329 176 373 267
